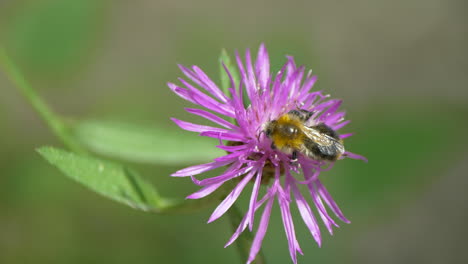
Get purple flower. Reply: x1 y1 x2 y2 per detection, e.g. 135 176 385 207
168 44 366 264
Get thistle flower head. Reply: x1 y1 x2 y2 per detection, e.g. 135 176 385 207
168 44 366 264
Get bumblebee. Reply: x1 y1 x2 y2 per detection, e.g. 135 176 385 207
264 109 345 161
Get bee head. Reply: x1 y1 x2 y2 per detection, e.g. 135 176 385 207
264 120 277 138
281 124 299 137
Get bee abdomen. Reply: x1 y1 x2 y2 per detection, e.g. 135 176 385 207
303 138 341 161
310 123 340 140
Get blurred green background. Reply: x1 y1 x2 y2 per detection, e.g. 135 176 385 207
1 0 467 263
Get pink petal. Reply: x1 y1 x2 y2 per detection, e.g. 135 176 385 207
214 150 245 162
171 159 233 177
216 143 249 152
313 99 338 113
245 48 257 103
171 118 228 134
247 194 274 264
298 75 318 99
332 120 351 130
340 133 353 139
318 100 342 122
316 180 350 223
186 181 224 199
185 108 237 129
168 83 197 104
200 131 245 141
225 188 273 248
278 187 302 263
291 183 322 246
179 65 228 102
198 165 250 186
225 209 250 248
284 56 297 81
169 81 234 117
307 182 338 235
208 168 257 223
326 111 346 125
192 65 229 102
344 151 368 162
255 43 270 90
178 78 235 117
248 169 263 231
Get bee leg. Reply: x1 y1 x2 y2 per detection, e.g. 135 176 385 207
302 110 314 121
291 151 298 162
289 109 314 122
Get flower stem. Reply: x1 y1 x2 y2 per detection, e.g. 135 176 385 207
0 47 87 154
227 205 267 264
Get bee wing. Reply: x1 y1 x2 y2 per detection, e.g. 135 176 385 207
303 126 345 154
302 126 335 146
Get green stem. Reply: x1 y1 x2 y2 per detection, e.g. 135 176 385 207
0 47 87 154
227 205 267 264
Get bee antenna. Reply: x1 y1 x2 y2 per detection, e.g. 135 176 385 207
257 127 267 139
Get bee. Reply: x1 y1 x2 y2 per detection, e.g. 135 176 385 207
264 109 345 161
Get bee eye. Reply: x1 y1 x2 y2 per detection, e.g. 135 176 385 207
285 126 298 136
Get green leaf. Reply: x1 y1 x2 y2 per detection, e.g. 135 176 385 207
72 120 223 165
37 146 166 211
37 147 228 213
219 49 240 95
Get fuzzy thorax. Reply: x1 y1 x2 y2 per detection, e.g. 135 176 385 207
265 114 306 154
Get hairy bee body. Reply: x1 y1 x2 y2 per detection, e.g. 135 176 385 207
265 109 345 161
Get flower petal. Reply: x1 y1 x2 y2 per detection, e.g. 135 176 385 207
247 193 275 264
225 208 250 248
200 131 245 141
186 181 224 199
291 182 322 246
192 65 229 102
171 165 221 178
178 78 235 117
184 108 238 130
278 186 302 263
333 120 351 130
316 180 350 223
198 164 250 186
169 82 234 117
340 133 353 139
326 111 346 126
168 82 196 103
344 151 368 162
248 168 263 231
208 168 257 223
171 118 229 134
245 48 258 107
171 157 235 177
224 188 273 248
178 64 228 103
307 182 338 234
318 100 342 122
298 75 318 99
216 143 249 152
255 43 270 90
